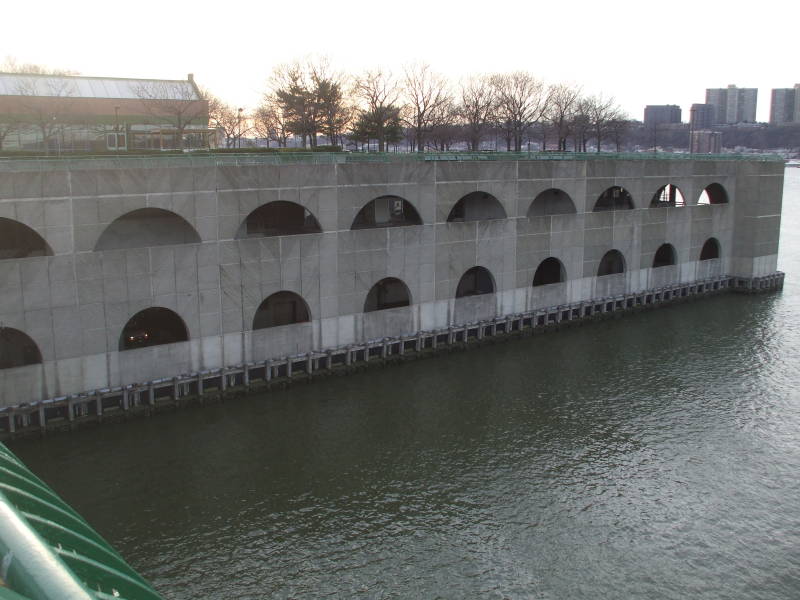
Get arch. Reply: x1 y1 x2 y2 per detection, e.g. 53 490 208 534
119 307 188 351
597 249 626 276
95 208 201 251
528 188 577 217
650 184 686 208
447 191 506 222
593 186 634 211
456 266 495 298
0 327 42 369
652 243 677 268
0 218 53 259
364 277 412 312
351 196 422 229
532 257 566 286
240 201 322 237
697 183 729 205
253 291 311 330
700 237 720 260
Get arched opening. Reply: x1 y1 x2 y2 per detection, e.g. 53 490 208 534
240 201 322 237
119 307 188 351
698 183 729 205
652 243 677 268
532 257 566 286
700 238 720 260
351 196 422 229
447 192 506 222
456 266 495 298
95 208 201 251
253 291 311 330
0 328 42 369
364 278 411 312
650 184 686 208
593 186 634 211
0 218 53 259
528 189 577 217
597 249 626 276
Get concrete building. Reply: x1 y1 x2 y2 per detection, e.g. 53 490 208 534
0 153 784 418
770 85 800 125
691 130 722 154
0 73 212 152
690 104 715 130
643 105 682 128
706 85 758 124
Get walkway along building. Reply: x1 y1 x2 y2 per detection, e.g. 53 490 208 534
0 153 785 431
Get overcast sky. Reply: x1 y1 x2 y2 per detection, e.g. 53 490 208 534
4 0 797 122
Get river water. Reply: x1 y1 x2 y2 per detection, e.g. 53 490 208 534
10 170 800 599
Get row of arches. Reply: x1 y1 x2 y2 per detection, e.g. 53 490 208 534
0 238 723 368
0 183 730 257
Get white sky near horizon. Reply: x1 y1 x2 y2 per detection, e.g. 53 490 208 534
3 0 797 123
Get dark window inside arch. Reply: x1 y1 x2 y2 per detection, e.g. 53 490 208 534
242 201 322 237
119 307 188 351
700 238 720 260
364 278 411 312
594 186 634 211
352 196 422 229
652 244 677 268
456 266 495 298
253 291 311 329
0 328 42 369
95 208 201 251
650 185 686 208
532 257 565 286
597 250 626 276
528 189 577 217
698 183 729 205
447 192 506 222
0 218 53 259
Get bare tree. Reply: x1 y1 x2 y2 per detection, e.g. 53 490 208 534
2 56 79 76
253 99 291 147
402 63 452 152
13 76 77 153
134 80 208 150
458 75 495 151
583 94 623 152
490 72 549 152
352 70 403 152
203 89 245 148
547 84 582 151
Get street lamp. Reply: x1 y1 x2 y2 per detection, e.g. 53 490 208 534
114 106 120 153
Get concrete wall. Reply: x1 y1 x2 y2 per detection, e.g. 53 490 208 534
0 156 784 406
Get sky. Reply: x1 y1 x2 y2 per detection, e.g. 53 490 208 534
3 0 798 123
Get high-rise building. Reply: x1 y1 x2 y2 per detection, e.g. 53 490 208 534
643 105 682 127
705 85 758 124
690 104 715 129
770 85 800 125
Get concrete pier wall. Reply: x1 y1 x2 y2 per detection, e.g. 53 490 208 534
0 155 784 407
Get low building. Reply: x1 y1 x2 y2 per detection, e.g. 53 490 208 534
691 130 722 154
0 72 213 152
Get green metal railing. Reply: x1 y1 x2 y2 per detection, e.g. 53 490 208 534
0 150 785 172
0 442 162 600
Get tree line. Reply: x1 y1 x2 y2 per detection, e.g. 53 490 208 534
206 58 631 153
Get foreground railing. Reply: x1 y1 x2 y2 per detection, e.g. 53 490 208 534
0 442 162 599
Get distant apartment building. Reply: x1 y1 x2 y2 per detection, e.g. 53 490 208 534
770 85 800 125
0 72 212 152
690 104 715 129
643 104 682 127
705 85 758 124
691 130 722 154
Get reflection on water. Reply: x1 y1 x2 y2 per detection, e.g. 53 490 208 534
11 171 800 599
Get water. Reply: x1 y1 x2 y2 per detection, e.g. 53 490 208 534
10 171 800 599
